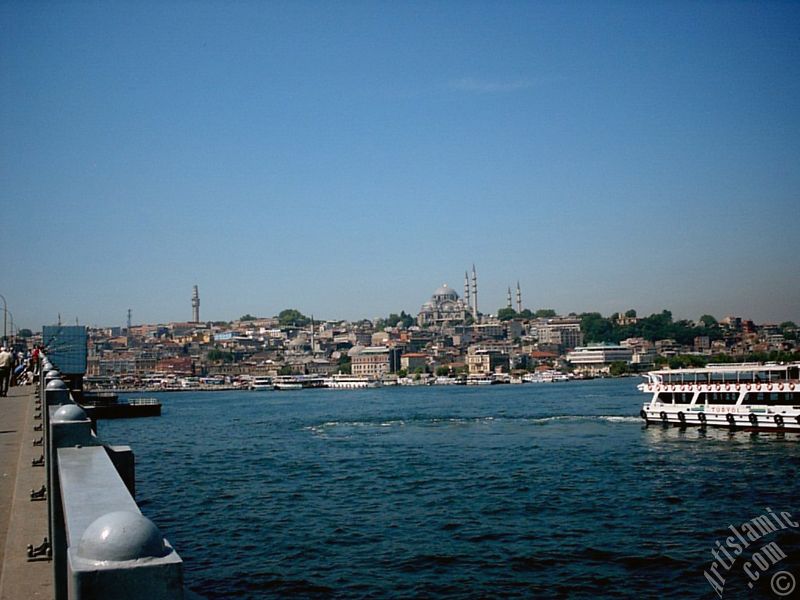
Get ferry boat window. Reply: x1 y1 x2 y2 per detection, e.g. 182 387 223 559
657 392 673 403
746 392 790 405
770 393 797 406
700 392 737 405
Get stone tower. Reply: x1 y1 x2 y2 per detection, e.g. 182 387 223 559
191 285 200 323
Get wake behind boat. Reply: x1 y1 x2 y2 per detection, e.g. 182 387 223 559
639 362 800 431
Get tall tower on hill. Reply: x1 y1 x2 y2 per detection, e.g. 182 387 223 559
192 285 200 323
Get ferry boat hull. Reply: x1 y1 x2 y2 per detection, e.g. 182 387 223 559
639 362 800 432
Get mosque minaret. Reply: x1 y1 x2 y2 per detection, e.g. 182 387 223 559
471 264 478 319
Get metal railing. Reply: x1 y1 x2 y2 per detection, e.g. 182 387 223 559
39 356 188 600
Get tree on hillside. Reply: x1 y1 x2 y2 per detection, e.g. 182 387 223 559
278 309 310 327
699 314 718 328
240 314 257 321
580 312 615 343
535 309 557 318
207 349 234 363
385 311 414 329
497 308 517 321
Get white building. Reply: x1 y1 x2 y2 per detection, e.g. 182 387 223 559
565 344 633 375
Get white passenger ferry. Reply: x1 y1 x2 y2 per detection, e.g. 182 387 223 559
324 374 380 389
273 375 326 390
639 362 800 431
250 376 272 391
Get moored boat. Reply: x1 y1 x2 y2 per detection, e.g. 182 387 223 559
638 362 800 431
250 376 272 391
273 374 325 390
466 374 496 385
324 374 380 389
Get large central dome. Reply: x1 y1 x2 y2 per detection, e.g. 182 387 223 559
433 284 459 300
418 282 470 327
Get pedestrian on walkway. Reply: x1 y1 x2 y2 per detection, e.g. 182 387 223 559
0 346 13 396
31 345 40 376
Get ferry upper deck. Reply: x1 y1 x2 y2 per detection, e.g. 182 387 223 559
643 362 800 386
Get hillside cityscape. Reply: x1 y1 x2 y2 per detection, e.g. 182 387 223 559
14 282 798 389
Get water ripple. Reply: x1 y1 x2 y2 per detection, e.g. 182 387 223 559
100 381 800 599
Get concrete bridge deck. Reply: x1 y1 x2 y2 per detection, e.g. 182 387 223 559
0 383 53 599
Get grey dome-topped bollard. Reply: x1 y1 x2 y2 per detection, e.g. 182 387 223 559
44 369 62 394
77 511 167 562
46 379 70 406
40 364 58 398
46 379 67 391
67 507 183 599
52 403 87 422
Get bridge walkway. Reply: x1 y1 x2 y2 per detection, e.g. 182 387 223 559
0 383 53 599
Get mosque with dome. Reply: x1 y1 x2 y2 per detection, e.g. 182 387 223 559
417 266 479 327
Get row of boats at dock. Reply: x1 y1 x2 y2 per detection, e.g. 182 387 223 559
251 370 573 390
85 369 574 392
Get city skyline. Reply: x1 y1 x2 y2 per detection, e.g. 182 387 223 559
2 2 799 330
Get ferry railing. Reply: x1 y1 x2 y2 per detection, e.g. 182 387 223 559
39 355 189 600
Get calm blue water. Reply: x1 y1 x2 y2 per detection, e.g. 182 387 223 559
100 379 800 599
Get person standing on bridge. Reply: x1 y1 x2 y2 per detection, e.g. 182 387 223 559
0 346 13 396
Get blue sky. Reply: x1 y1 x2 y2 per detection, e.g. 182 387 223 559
2 1 799 330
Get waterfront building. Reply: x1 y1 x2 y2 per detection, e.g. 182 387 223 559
565 344 633 375
351 346 391 379
620 338 657 367
400 352 428 373
466 346 509 375
654 339 680 357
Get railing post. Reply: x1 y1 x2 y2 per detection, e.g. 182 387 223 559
43 368 62 409
50 403 98 600
39 360 53 404
67 511 183 599
43 378 70 583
